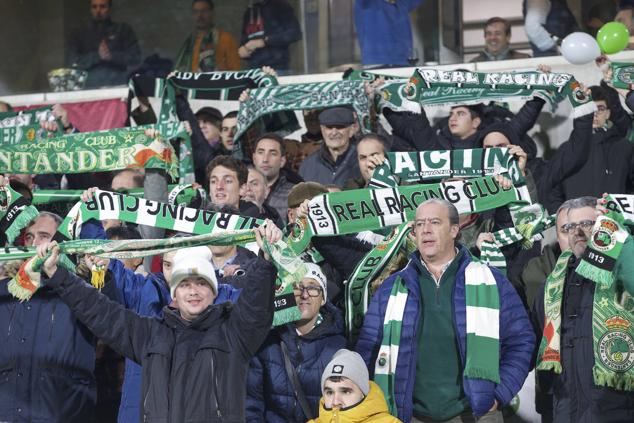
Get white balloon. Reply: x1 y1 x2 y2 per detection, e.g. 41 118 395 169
561 32 602 65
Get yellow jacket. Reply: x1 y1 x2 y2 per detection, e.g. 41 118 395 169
307 381 402 423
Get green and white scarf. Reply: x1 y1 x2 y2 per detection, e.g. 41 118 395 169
286 175 530 254
234 80 371 158
609 62 634 90
0 106 63 145
374 257 501 415
479 204 556 273
576 214 630 287
0 184 39 245
344 69 403 82
345 223 412 342
537 247 634 390
58 189 262 240
129 68 278 101
6 230 303 326
0 122 188 180
369 147 526 189
380 69 595 117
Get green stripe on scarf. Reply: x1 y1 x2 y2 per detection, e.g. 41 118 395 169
374 258 502 414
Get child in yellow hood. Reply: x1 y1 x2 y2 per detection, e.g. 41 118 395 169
308 349 401 423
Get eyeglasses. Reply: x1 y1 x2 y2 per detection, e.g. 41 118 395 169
561 220 595 234
293 284 323 298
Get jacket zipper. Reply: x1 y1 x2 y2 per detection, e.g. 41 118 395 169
210 351 222 418
48 303 57 342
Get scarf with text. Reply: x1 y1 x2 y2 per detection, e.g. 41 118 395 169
537 248 634 390
233 80 371 159
345 223 412 342
58 189 262 240
0 107 63 145
286 176 530 254
375 257 501 415
378 69 595 117
0 122 188 180
369 147 525 189
0 184 39 245
129 68 278 102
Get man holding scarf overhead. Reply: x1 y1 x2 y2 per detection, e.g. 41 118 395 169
533 196 634 422
356 199 534 422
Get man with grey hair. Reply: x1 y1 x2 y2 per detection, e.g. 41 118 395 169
357 199 535 422
533 196 634 422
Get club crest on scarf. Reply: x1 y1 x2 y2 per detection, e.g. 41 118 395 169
599 316 634 373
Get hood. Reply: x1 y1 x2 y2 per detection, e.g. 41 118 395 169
315 381 398 422
478 122 520 147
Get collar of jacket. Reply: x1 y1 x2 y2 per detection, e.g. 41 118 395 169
319 142 354 167
279 301 344 343
163 300 233 330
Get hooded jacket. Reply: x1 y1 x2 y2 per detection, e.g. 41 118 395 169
356 247 535 422
46 257 276 423
307 381 402 423
246 302 347 422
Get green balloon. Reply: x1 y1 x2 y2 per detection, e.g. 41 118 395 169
597 22 630 55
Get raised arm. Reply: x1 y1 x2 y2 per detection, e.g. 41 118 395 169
39 243 160 364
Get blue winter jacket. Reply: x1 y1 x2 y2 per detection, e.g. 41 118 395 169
0 220 106 422
354 0 423 66
356 247 535 422
109 260 242 423
246 302 346 422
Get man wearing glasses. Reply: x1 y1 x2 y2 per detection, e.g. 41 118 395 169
246 262 346 422
533 196 634 422
553 85 634 204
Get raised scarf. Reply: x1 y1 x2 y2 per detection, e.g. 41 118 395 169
287 176 530 254
129 68 278 102
379 68 595 118
0 106 62 145
233 80 371 159
58 189 262 240
369 147 525 189
0 184 39 245
0 122 188 180
6 231 303 327
537 245 634 390
374 257 501 415
344 222 412 342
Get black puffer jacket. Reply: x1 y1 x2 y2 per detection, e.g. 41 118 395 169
47 257 276 423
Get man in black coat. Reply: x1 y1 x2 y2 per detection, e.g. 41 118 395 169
34 222 281 422
552 85 634 208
